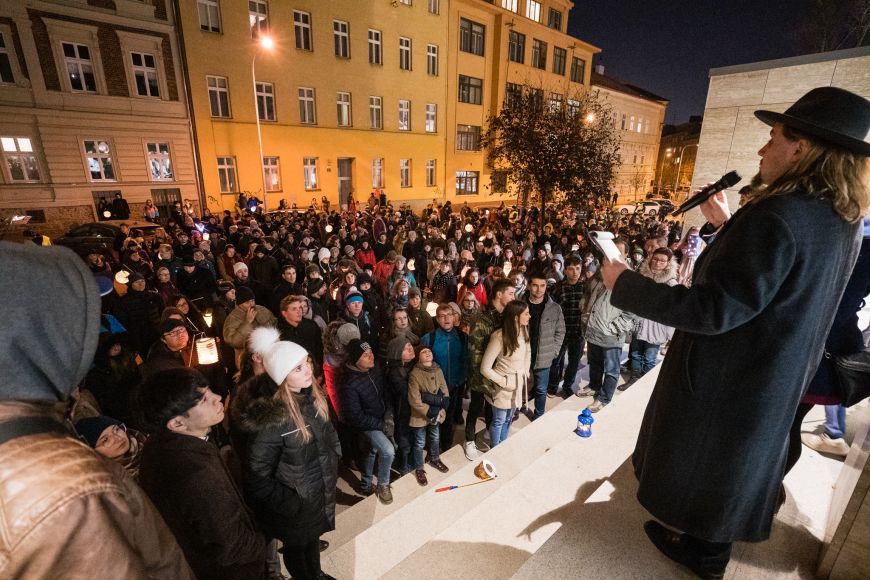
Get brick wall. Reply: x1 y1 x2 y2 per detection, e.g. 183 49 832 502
1 206 95 240
154 0 168 21
29 14 61 91
98 23 128 97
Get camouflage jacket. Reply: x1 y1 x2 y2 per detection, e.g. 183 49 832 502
468 307 503 397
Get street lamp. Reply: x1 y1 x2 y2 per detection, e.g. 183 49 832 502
252 35 274 211
673 143 698 202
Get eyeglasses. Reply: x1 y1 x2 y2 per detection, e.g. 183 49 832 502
163 327 187 338
95 424 127 447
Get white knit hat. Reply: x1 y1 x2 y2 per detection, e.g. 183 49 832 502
233 262 248 273
248 327 309 385
318 247 331 261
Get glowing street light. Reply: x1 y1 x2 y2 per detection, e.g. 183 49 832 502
252 36 274 211
584 112 595 124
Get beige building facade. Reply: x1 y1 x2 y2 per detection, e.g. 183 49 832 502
688 46 870 226
0 0 198 237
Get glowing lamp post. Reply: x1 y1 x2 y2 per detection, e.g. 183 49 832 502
252 35 274 211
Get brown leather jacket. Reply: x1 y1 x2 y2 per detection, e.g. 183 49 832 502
0 401 194 579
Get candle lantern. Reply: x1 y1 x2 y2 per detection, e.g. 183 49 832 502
575 409 594 438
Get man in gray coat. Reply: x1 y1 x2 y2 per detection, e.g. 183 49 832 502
602 87 870 578
525 273 565 418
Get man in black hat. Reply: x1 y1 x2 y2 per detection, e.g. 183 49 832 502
601 86 870 577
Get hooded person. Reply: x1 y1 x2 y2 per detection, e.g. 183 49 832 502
0 242 192 578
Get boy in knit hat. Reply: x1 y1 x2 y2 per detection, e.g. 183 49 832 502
407 346 450 486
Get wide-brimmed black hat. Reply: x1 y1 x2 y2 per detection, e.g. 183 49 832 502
754 87 870 156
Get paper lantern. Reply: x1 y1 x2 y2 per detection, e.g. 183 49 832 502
195 337 219 365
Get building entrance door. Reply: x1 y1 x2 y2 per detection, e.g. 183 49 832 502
337 158 354 208
151 188 182 224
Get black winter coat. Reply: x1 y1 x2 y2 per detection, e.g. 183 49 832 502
611 192 861 543
113 289 161 355
385 359 413 428
337 363 387 432
278 318 324 368
235 381 340 546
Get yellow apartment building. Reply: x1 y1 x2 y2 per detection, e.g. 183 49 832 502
0 0 198 237
591 66 668 202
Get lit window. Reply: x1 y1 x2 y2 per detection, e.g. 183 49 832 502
217 156 236 192
567 99 580 117
372 158 384 188
83 140 116 181
294 11 312 51
333 20 350 58
368 29 382 64
207 76 230 117
456 171 479 195
400 159 411 187
427 44 438 76
428 0 440 14
501 0 518 13
549 93 563 112
1 137 41 182
198 0 221 33
398 100 410 131
303 157 318 190
146 142 173 181
399 37 411 70
456 125 481 151
336 92 352 127
256 82 275 121
298 87 316 124
263 156 280 191
369 96 383 129
249 0 268 38
425 103 436 133
426 159 436 187
62 42 97 93
526 0 542 22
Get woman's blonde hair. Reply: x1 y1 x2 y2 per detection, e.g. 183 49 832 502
273 358 329 443
749 125 870 223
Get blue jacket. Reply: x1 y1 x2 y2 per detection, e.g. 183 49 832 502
421 327 468 389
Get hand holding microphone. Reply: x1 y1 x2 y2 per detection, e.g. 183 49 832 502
671 171 741 217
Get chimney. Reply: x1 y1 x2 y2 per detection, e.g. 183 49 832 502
594 64 605 75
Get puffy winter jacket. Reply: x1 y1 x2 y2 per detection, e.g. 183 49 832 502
337 363 387 432
420 327 468 389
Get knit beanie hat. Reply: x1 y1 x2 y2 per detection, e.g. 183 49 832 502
448 302 461 318
318 247 331 261
233 261 248 274
75 415 122 448
357 272 373 287
408 287 421 299
387 336 411 361
345 338 371 366
336 323 361 347
344 244 355 256
235 285 256 304
345 291 364 305
249 327 309 385
307 278 325 295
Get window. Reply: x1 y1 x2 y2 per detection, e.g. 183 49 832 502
298 87 316 124
637 116 643 133
398 100 410 131
528 87 544 110
263 156 280 191
398 0 412 4
83 140 116 181
531 39 546 69
62 42 97 93
217 156 236 192
256 82 275 121
570 57 586 83
372 158 384 188
146 142 173 181
0 32 15 83
207 76 230 117
456 171 479 195
567 98 580 117
336 92 352 127
428 0 440 14
198 0 221 33
630 115 635 131
505 82 521 107
426 159 436 186
549 93 563 112
1 137 41 182
400 159 411 187
508 30 525 64
553 47 566 76
427 44 438 76
369 96 383 129
501 0 518 12
491 170 508 193
294 11 312 51
425 103 436 132
249 0 268 38
459 18 485 56
333 20 350 58
368 29 382 64
303 157 318 190
458 75 483 105
130 52 160 97
526 0 542 22
547 8 563 31
456 124 481 151
621 113 626 130
399 37 411 70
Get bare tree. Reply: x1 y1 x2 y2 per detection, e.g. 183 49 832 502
797 0 870 52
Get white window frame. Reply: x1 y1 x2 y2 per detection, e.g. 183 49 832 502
130 51 160 97
426 159 436 187
400 159 411 188
249 0 269 38
372 157 384 188
630 115 636 131
425 103 436 133
426 44 438 76
82 139 117 182
256 81 275 121
428 0 440 14
336 91 352 127
294 10 312 51
198 0 221 33
217 156 237 193
45 19 106 95
549 92 563 112
264 156 281 191
117 31 169 101
207 75 231 117
456 170 479 195
61 41 98 93
399 37 412 71
369 96 383 129
456 124 481 151
368 29 382 65
298 87 316 124
501 0 518 12
333 20 350 59
303 157 318 190
526 0 542 22
0 136 42 183
398 100 411 131
145 141 174 181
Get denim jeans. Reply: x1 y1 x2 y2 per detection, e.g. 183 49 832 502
825 405 847 439
587 343 622 405
548 338 585 394
531 366 551 418
629 338 660 376
362 429 395 488
412 424 440 468
489 406 514 447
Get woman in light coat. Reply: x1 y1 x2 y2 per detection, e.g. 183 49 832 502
480 300 531 447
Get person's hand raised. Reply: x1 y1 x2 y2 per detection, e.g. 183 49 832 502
601 255 628 290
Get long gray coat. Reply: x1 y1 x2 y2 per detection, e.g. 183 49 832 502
610 192 861 542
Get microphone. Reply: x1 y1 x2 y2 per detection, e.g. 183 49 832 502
671 171 741 216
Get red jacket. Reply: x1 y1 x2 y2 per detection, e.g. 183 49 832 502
355 247 376 269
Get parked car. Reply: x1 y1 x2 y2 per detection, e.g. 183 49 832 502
646 198 676 212
55 220 162 258
614 201 662 216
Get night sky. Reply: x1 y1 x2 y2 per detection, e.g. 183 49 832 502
568 0 818 124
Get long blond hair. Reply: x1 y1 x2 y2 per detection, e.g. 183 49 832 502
273 358 330 443
749 125 870 223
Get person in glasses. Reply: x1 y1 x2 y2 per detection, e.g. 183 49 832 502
75 415 147 482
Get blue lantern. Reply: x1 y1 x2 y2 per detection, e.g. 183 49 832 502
575 409 594 438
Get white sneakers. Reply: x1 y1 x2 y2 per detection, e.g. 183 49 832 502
801 432 850 457
464 441 480 461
